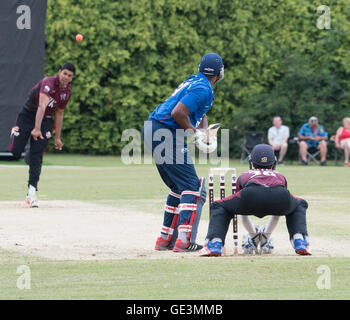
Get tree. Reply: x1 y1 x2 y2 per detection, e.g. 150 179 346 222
45 0 350 156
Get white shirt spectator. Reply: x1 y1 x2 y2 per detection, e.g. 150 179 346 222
268 125 290 146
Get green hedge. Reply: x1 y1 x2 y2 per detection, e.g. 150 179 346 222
45 0 350 156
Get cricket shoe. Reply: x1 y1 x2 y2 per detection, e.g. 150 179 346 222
259 227 274 254
198 239 222 257
242 226 260 254
293 238 312 256
172 239 203 252
25 194 39 208
155 237 173 251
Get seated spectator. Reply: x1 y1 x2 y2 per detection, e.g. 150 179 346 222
298 116 328 166
267 116 289 165
334 117 350 167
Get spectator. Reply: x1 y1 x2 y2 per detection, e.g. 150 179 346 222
298 116 328 166
267 116 289 165
334 117 350 167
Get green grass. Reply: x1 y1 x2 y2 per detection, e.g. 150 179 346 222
0 153 126 167
1 154 349 201
0 154 349 299
1 249 349 300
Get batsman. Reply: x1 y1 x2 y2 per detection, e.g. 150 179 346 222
143 53 224 252
199 144 312 256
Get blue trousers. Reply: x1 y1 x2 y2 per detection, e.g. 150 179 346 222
143 119 199 193
143 119 202 242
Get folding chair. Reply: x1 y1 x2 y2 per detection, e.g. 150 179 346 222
306 147 321 164
330 135 344 165
240 131 264 163
296 138 321 164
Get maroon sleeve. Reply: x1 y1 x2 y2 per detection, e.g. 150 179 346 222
39 77 54 98
236 175 244 192
276 171 288 188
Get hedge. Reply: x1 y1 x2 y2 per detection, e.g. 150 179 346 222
45 0 350 156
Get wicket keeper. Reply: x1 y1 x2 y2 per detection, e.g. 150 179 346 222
143 53 224 252
199 144 312 256
9 63 75 207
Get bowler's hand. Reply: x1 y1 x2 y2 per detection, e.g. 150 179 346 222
55 138 63 150
31 128 44 141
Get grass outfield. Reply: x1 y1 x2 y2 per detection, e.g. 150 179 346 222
0 154 349 299
1 251 349 300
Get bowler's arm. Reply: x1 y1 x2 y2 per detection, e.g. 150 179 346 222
54 108 64 140
31 93 49 140
54 108 65 150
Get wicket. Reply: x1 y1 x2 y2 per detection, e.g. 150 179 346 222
208 168 239 254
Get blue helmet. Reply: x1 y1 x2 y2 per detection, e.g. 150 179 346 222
198 53 224 81
249 144 277 169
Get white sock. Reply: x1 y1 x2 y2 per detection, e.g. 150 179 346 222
241 216 257 237
212 238 222 243
293 233 304 241
28 185 36 196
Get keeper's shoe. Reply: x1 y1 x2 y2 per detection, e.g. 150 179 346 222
25 194 39 208
242 226 260 254
155 237 173 251
259 227 274 254
198 239 222 257
293 239 312 256
173 239 203 252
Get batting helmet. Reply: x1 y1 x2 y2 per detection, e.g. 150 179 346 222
198 53 224 81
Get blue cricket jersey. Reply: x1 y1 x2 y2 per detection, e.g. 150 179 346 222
148 72 214 129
